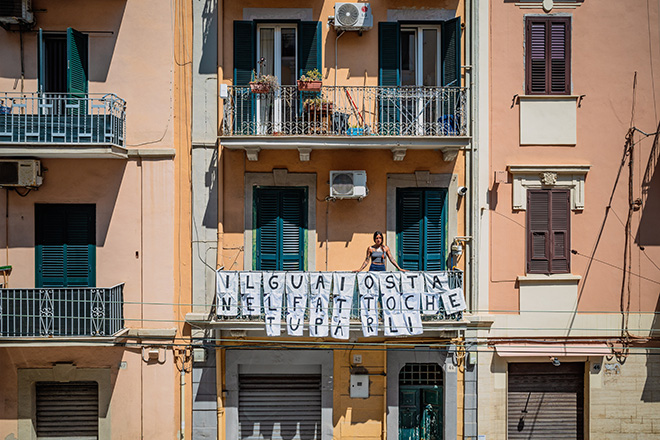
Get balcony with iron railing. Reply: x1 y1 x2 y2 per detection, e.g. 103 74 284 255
0 284 125 338
220 86 470 161
0 92 127 158
185 270 466 334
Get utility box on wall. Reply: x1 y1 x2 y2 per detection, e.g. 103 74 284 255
350 374 369 398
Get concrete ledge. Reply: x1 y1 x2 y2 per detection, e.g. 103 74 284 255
127 148 176 158
517 274 582 283
125 328 178 339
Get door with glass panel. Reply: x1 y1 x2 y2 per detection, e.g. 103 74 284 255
256 25 297 134
400 26 440 135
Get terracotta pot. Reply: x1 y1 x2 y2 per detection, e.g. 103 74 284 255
297 80 323 92
249 82 271 94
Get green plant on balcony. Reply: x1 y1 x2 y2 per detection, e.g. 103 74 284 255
249 71 279 94
303 97 333 113
297 68 323 91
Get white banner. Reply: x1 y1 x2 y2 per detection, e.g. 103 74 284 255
216 270 239 317
401 273 424 335
441 287 467 315
239 272 262 317
286 273 309 336
379 272 409 336
263 272 285 336
309 272 332 337
331 272 355 340
357 272 380 337
422 272 449 315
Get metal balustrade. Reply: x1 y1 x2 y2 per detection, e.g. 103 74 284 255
0 284 124 337
215 270 464 322
0 92 126 147
222 85 468 137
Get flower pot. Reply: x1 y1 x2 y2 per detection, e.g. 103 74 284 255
249 82 271 94
346 127 365 136
297 80 323 92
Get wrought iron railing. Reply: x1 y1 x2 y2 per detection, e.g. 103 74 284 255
215 270 464 322
0 284 124 337
0 92 126 147
222 85 468 137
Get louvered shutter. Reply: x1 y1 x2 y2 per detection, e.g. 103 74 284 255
441 17 461 87
526 17 570 95
379 22 400 135
65 205 96 287
508 363 584 439
298 22 321 78
397 189 423 270
550 189 570 273
37 28 45 93
255 190 279 271
239 374 321 440
233 21 256 134
67 28 88 115
424 190 446 270
527 190 550 273
36 205 67 287
280 190 305 271
36 381 99 439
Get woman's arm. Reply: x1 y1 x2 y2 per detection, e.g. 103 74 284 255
353 247 372 272
384 246 406 271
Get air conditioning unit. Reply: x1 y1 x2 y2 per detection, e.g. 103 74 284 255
0 159 42 187
334 3 373 31
330 170 367 199
0 0 33 25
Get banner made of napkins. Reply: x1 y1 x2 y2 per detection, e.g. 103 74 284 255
216 271 466 339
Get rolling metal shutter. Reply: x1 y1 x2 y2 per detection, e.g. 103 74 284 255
239 374 321 440
36 381 99 439
508 363 584 439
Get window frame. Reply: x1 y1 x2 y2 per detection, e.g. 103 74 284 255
524 16 571 95
526 188 571 274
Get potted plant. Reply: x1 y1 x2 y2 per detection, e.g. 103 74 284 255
297 68 323 92
303 97 333 113
249 71 279 94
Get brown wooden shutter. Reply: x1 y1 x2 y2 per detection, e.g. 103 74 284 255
526 17 571 95
550 189 570 273
527 190 550 273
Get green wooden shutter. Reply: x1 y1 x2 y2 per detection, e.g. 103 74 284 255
36 204 95 288
298 21 321 77
233 21 256 134
37 28 45 93
397 189 423 271
66 27 88 116
441 17 461 87
424 190 447 270
255 188 306 271
379 22 400 135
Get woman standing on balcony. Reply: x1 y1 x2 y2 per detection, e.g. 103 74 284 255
354 231 406 272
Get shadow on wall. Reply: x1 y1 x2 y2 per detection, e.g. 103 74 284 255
636 128 660 246
198 0 218 75
0 0 127 84
641 294 660 402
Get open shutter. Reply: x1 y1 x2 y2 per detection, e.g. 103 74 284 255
378 22 400 135
37 28 45 93
441 17 461 87
233 21 256 134
298 21 321 77
550 189 570 273
397 189 423 271
280 190 305 271
36 205 67 288
255 190 279 271
527 190 550 273
424 190 446 270
66 28 88 98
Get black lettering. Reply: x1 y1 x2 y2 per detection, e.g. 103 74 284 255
315 317 323 326
289 318 301 331
246 275 254 289
266 316 275 326
222 274 230 290
245 296 254 312
314 275 325 289
364 296 374 310
334 297 347 313
425 294 436 310
385 274 395 289
334 324 344 337
268 275 279 290
365 275 374 290
315 298 324 313
221 296 232 311
291 275 303 289
404 294 415 310
448 292 461 308
387 317 399 333
340 276 345 291
293 296 302 309
367 316 375 332
432 275 443 290
385 296 397 311
406 316 414 332
406 274 418 290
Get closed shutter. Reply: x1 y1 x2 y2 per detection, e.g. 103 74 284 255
298 22 321 77
527 189 570 274
508 363 584 439
397 189 447 271
239 374 321 440
36 204 96 287
233 21 256 134
526 17 570 95
36 381 99 440
551 190 570 272
255 188 306 271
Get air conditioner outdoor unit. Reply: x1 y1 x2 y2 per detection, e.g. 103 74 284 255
0 0 34 25
0 159 42 187
330 170 367 199
334 3 373 31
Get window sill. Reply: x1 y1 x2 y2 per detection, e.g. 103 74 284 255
517 274 581 284
518 95 580 100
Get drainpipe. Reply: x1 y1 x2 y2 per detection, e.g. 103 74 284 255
181 366 186 440
217 0 225 271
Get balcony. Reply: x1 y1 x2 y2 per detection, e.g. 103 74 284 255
186 271 466 335
0 284 124 338
220 86 469 161
0 92 127 158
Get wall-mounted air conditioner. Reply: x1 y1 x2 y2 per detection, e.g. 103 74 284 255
0 159 42 187
0 0 34 25
329 170 367 199
333 3 373 31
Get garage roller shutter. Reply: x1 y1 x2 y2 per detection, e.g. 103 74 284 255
239 374 321 440
36 381 99 439
508 363 584 439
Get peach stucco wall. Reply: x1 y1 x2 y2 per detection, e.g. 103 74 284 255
489 1 660 314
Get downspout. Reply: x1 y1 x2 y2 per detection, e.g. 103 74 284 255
216 2 225 439
180 366 186 440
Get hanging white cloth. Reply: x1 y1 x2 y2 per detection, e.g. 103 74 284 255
286 273 309 336
441 287 467 315
357 272 380 337
309 272 332 337
262 272 285 336
422 272 449 315
401 272 424 335
330 272 355 340
239 272 262 317
216 270 239 317
378 272 409 336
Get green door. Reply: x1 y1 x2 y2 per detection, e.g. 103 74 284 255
399 387 443 440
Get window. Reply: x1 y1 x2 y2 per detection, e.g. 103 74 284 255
35 204 96 287
254 187 306 271
396 188 447 271
525 16 571 95
527 189 570 274
38 28 88 96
